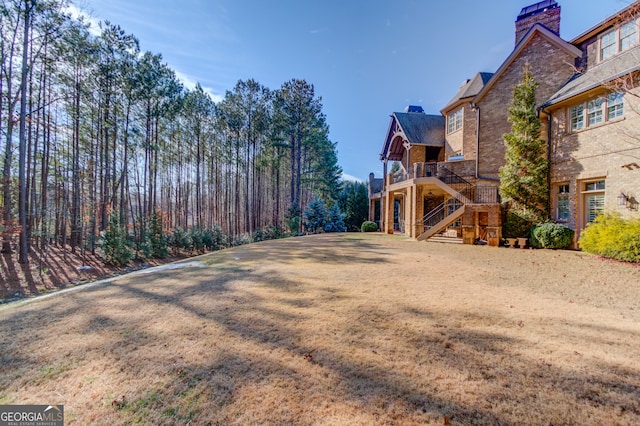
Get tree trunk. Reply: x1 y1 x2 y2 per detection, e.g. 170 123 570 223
17 0 32 264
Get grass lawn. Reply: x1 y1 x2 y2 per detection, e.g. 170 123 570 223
1 233 639 425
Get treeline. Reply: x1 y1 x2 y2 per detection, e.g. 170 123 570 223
1 0 345 264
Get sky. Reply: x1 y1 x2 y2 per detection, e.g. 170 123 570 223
70 0 630 182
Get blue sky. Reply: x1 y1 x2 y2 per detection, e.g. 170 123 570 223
71 0 628 182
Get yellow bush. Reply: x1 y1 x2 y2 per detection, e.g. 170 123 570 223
579 213 640 262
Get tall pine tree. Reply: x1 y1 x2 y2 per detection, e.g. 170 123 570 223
499 62 549 223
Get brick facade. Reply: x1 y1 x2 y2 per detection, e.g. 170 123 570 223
476 31 577 180
370 1 640 245
515 6 561 45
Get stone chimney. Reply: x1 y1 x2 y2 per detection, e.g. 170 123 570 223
515 0 561 46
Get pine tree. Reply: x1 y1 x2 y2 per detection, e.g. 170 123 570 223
303 197 326 234
324 203 346 233
499 62 549 223
100 213 132 266
148 209 168 258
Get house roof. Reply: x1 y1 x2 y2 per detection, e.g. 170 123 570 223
380 112 445 161
442 72 493 113
473 24 582 104
542 45 640 108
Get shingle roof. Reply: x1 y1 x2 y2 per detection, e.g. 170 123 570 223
394 113 445 146
442 72 494 112
543 45 640 107
380 112 445 161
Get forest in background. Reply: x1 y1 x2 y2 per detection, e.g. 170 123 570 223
1 0 367 269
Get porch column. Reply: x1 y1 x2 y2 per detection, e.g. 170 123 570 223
486 205 502 247
461 206 475 244
384 192 394 234
414 186 424 238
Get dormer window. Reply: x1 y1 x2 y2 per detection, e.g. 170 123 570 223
447 108 463 134
600 20 638 61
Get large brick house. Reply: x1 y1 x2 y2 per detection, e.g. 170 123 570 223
369 0 640 246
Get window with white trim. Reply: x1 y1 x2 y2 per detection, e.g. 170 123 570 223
587 98 603 126
599 19 639 61
607 92 624 119
447 108 463 134
583 180 605 225
568 92 624 132
556 184 570 222
570 104 584 131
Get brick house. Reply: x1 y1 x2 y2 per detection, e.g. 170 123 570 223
369 0 640 246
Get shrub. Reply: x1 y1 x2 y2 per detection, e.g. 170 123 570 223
580 214 640 262
148 210 168 258
502 210 534 238
361 221 378 232
529 222 574 249
170 227 192 252
100 213 133 266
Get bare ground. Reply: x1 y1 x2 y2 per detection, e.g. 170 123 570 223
0 233 639 425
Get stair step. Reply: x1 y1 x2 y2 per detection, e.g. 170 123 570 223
428 236 463 244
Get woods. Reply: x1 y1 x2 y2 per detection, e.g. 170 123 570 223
0 0 343 265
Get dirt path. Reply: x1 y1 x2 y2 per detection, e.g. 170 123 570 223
1 233 639 425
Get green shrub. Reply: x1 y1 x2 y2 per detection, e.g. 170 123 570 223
579 213 640 262
361 221 378 232
170 227 192 252
502 210 534 238
100 213 133 266
529 222 574 249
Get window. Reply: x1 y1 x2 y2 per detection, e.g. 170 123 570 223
607 92 624 119
599 20 639 61
557 184 570 222
583 180 605 226
570 104 584 131
568 93 623 132
600 29 617 60
620 21 638 51
587 98 603 125
585 180 605 191
447 108 463 134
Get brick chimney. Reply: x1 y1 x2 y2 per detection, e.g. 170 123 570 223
515 0 561 46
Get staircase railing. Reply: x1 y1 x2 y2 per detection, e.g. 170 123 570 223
422 198 463 231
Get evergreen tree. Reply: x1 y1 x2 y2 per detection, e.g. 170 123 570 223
100 213 132 266
324 203 346 233
285 203 302 235
499 62 549 223
303 197 326 233
148 209 168 258
340 181 369 231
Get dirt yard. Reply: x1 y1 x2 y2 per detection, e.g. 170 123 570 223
1 233 639 425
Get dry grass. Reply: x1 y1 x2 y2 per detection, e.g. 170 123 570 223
1 233 639 425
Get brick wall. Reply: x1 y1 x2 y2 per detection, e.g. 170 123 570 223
549 86 640 232
515 7 561 46
477 32 577 180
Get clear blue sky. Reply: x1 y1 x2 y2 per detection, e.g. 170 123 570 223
71 0 628 182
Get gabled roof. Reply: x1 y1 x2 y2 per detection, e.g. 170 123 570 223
380 112 445 161
542 45 640 108
473 24 582 104
442 72 493 113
